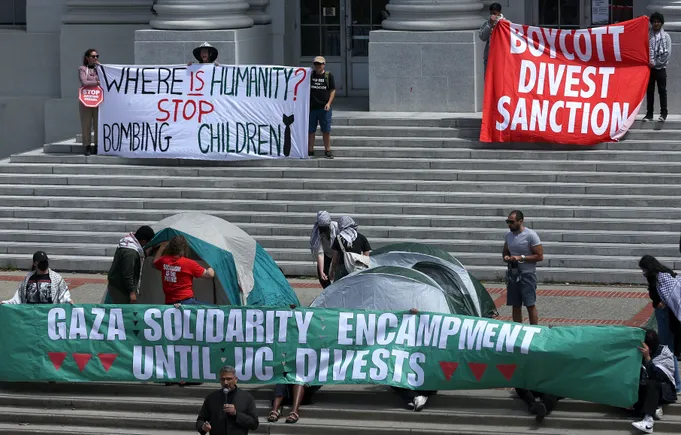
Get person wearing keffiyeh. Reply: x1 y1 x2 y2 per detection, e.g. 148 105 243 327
330 216 372 282
640 255 681 395
644 12 672 122
309 211 338 288
107 225 155 304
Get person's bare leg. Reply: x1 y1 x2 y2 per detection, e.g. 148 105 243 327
322 132 331 152
290 384 305 415
308 132 315 154
512 306 523 323
271 396 284 414
527 306 539 325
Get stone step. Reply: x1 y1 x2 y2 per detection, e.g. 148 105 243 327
3 176 681 197
4 189 681 209
625 128 681 140
45 138 681 160
2 201 680 220
8 163 681 185
0 222 677 245
0 239 675 271
53 136 681 153
0 384 677 435
12 153 681 174
0 253 645 283
0 215 680 233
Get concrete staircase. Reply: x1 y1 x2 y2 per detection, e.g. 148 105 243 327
0 112 679 283
0 382 678 434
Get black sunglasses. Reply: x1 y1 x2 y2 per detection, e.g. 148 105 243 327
313 62 323 65
506 220 515 224
89 55 99 59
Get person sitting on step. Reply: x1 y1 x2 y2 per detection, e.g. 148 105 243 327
267 383 321 424
631 329 677 434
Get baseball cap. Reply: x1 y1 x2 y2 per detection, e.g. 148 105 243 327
313 56 326 64
33 251 49 263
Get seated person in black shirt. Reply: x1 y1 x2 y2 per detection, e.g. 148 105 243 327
1 251 73 304
329 216 371 281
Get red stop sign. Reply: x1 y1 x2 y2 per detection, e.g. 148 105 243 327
79 85 104 108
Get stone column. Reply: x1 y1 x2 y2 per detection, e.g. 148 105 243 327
381 0 484 31
151 0 254 30
246 0 271 25
647 1 681 31
63 0 153 24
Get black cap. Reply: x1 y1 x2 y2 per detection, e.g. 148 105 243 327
33 251 48 263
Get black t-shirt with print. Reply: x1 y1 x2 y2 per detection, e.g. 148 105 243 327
332 233 372 255
25 273 52 304
310 71 335 110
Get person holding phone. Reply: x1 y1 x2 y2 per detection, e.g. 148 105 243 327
478 2 504 73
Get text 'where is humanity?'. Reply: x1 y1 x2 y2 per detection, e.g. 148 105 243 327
97 64 311 160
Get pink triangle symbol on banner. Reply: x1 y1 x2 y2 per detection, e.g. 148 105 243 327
72 353 92 372
439 361 459 381
468 362 488 381
98 353 118 372
496 364 517 381
48 352 67 371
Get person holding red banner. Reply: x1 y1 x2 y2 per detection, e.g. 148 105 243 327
643 12 672 122
78 48 100 156
478 2 504 73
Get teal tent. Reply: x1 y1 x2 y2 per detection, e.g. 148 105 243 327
104 213 299 307
368 242 497 318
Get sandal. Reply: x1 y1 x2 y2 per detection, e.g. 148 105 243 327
285 411 299 424
267 409 281 422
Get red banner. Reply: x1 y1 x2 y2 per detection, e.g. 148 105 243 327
480 17 650 145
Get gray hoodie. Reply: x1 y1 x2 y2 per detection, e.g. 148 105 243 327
479 14 504 69
649 28 672 70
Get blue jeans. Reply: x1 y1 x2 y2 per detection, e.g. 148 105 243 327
169 297 205 306
656 306 681 392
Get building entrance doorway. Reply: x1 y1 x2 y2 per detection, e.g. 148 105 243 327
298 0 389 96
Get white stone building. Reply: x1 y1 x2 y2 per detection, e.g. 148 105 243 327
0 0 676 158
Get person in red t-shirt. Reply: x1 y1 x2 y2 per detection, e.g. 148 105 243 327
152 235 215 305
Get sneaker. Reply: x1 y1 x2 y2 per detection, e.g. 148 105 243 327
324 151 334 159
654 407 663 420
406 401 415 411
308 151 314 157
658 115 667 122
531 401 547 423
413 395 427 412
632 419 654 433
541 395 558 415
84 147 91 156
642 115 653 122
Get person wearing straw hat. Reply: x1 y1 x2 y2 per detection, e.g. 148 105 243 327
188 42 219 66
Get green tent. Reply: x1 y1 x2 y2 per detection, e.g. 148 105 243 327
311 266 454 313
369 242 498 318
104 213 299 307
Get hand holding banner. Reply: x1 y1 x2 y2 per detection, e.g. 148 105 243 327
481 17 650 145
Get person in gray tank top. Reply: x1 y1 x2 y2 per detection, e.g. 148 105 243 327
502 210 543 325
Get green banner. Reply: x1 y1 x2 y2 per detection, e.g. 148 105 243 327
0 304 643 407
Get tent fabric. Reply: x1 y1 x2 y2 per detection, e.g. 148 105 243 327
104 213 299 307
152 213 256 298
310 267 452 313
371 242 464 268
366 242 498 318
